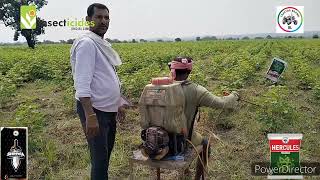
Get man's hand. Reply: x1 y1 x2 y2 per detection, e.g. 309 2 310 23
223 91 239 110
79 97 99 139
86 113 99 139
231 91 240 101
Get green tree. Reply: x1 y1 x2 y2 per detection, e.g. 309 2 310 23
66 39 75 44
175 38 181 42
202 36 217 41
0 0 48 48
112 39 121 43
266 35 272 39
140 39 147 42
313 34 319 39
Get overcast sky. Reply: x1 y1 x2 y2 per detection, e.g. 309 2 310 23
0 0 319 42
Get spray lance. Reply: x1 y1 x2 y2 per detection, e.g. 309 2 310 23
222 90 263 107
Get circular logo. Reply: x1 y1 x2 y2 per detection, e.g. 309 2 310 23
277 7 303 32
29 10 36 17
282 137 289 144
13 130 19 136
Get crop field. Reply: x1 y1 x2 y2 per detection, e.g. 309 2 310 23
0 39 319 179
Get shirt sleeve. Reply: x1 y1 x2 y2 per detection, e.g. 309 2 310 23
74 38 96 98
196 85 226 109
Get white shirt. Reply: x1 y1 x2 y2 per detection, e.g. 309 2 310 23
71 37 121 112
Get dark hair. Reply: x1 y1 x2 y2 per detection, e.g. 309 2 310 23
173 56 193 63
87 3 109 17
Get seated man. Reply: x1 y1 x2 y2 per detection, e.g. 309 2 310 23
168 56 239 179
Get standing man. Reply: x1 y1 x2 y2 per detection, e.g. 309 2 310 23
70 3 125 180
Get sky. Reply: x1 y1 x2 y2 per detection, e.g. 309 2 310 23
0 0 319 43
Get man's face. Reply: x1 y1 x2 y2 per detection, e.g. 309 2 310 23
87 7 110 37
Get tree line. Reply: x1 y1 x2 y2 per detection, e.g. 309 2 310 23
0 1 318 48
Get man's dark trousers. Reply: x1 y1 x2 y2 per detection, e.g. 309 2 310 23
77 101 117 180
